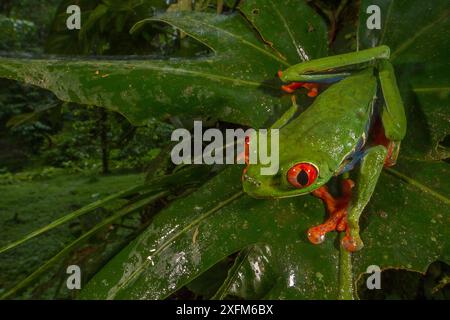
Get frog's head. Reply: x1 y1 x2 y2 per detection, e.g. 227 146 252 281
242 138 336 199
278 67 302 83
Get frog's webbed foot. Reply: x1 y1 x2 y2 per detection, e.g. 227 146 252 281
307 179 361 251
278 71 319 97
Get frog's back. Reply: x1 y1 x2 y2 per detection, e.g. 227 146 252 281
282 69 377 166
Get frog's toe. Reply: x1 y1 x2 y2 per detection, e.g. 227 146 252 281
336 215 347 232
341 233 364 252
307 226 327 244
303 83 319 97
384 141 401 167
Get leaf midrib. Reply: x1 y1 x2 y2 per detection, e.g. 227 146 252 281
412 86 450 93
384 168 450 205
268 0 308 61
0 57 280 90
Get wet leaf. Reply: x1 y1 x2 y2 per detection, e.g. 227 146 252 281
80 166 341 299
407 64 450 160
213 244 277 300
80 159 449 300
238 0 328 63
352 159 449 282
351 0 450 290
358 0 450 160
0 10 316 128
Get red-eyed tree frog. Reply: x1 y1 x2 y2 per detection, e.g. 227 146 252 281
242 46 407 252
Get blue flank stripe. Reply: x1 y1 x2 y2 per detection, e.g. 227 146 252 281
338 113 373 174
338 149 368 174
310 76 346 84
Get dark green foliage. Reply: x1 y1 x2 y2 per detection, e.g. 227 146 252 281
0 79 60 171
40 105 173 171
45 0 187 56
0 14 38 51
0 0 180 173
0 171 145 299
0 0 448 300
0 0 60 50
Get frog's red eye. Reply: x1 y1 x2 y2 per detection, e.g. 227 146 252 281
287 163 318 188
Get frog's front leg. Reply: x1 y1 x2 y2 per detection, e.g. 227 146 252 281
342 145 387 251
307 179 355 244
277 71 320 97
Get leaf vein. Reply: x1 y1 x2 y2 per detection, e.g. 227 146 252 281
385 168 450 205
391 11 450 60
269 0 308 61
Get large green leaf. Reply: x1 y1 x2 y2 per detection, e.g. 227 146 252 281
79 0 450 300
238 0 328 63
352 160 450 279
79 159 449 299
358 0 450 160
80 166 342 299
0 15 273 127
0 4 327 128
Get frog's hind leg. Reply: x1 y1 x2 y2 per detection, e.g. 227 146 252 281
308 179 354 244
342 145 387 252
278 46 393 100
377 60 407 166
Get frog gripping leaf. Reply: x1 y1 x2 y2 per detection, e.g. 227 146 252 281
243 46 407 252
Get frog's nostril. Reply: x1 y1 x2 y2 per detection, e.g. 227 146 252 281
243 174 261 187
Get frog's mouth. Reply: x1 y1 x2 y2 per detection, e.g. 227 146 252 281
242 169 330 199
242 172 308 199
242 173 270 198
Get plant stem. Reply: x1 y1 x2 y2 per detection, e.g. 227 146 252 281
338 233 354 300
